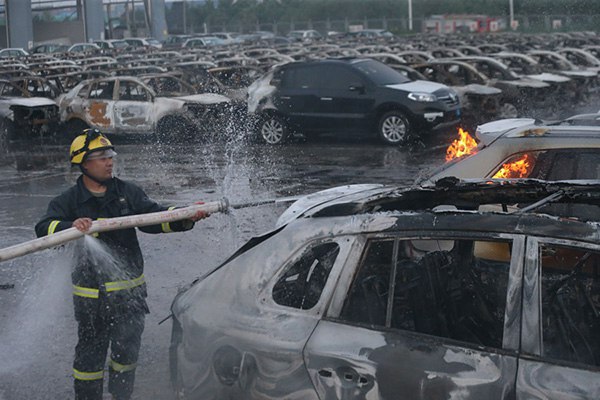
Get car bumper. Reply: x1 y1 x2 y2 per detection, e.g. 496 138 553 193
417 108 461 130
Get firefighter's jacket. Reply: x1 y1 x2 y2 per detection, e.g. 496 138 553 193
35 176 193 311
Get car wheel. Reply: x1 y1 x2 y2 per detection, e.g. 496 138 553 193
259 114 288 145
499 102 519 118
378 111 411 145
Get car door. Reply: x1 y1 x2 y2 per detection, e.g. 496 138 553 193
304 234 524 400
316 65 375 134
84 80 115 133
113 79 153 134
517 237 600 399
273 65 324 131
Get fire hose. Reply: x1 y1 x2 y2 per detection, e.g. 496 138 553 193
0 196 297 264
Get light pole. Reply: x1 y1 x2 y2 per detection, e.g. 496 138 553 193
408 0 413 31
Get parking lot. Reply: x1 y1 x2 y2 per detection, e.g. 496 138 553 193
0 138 446 399
0 17 599 399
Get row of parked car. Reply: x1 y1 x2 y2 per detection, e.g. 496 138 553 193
0 30 599 146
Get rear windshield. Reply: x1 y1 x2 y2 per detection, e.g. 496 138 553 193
353 59 411 85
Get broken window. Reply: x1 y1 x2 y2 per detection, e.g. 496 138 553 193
272 242 340 310
118 81 149 102
89 81 114 100
340 237 512 349
540 244 600 367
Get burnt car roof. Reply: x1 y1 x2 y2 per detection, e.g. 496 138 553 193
277 180 600 231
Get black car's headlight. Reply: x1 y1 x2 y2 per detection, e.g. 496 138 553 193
408 92 437 102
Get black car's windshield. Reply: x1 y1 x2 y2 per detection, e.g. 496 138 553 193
354 59 411 85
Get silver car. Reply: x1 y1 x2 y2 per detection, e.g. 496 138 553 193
423 118 600 184
170 181 600 400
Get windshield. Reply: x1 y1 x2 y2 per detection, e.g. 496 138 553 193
353 59 411 85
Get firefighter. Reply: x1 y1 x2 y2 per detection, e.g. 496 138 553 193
35 129 207 400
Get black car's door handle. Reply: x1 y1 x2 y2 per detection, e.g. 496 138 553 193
320 97 333 101
280 96 291 100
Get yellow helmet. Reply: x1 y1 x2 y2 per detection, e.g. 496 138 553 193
69 129 116 165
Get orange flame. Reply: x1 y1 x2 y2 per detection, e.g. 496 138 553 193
446 128 478 162
492 154 532 179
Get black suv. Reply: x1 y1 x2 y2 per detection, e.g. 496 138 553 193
247 58 461 145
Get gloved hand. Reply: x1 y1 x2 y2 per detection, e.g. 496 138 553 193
190 201 208 222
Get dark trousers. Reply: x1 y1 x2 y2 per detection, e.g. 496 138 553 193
73 295 145 400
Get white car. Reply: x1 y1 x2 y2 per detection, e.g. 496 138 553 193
422 118 600 183
0 48 29 58
58 76 232 139
67 43 101 53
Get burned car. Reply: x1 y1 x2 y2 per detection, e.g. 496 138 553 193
0 78 59 140
58 76 233 139
451 56 551 118
411 60 503 126
170 180 600 400
247 58 460 145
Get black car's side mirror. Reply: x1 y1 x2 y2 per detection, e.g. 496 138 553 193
349 83 365 93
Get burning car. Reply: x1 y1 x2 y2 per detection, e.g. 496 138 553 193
58 76 233 139
423 119 600 184
170 180 600 400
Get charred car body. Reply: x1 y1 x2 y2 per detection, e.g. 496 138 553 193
248 58 460 145
0 78 59 140
170 180 600 400
410 60 503 126
58 76 234 139
451 56 552 119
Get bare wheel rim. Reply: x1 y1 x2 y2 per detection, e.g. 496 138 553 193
261 118 284 144
500 103 518 118
381 115 407 143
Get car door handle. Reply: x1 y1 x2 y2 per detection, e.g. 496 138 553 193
320 97 333 101
280 96 291 100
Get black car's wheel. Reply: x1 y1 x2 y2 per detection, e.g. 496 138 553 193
378 111 411 145
259 114 288 145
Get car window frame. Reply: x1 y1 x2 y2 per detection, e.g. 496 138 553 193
326 231 525 354
262 235 357 316
522 236 600 371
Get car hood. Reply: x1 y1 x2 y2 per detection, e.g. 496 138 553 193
560 70 597 79
501 77 550 88
385 80 449 94
1 96 57 107
475 118 538 146
526 73 571 83
276 184 390 227
171 93 231 104
454 84 502 96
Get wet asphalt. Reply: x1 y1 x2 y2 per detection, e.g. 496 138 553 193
0 134 448 399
